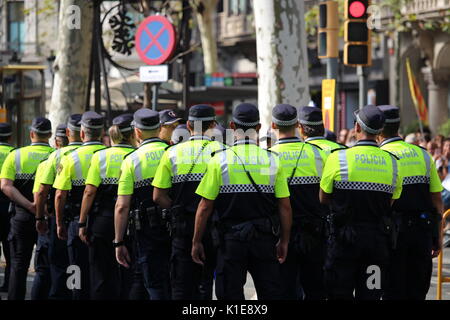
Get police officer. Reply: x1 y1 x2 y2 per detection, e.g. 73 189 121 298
159 109 182 145
320 105 402 300
0 117 54 300
33 116 82 300
77 114 135 300
114 109 170 300
31 123 73 300
153 104 223 300
0 123 14 293
269 104 327 300
378 105 443 300
53 111 106 300
192 103 292 300
299 106 346 154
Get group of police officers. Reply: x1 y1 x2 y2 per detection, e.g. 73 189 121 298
0 102 443 300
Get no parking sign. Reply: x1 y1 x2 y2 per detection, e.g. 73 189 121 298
135 15 176 65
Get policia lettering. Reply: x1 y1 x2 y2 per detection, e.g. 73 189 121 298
0 117 53 300
269 103 328 300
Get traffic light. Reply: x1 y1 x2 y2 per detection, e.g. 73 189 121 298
344 0 372 66
318 1 339 59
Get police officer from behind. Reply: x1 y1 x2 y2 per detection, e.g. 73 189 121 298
320 106 402 300
192 103 293 300
269 104 328 300
53 111 106 300
0 123 14 293
299 106 346 154
30 123 73 300
114 109 170 300
78 114 135 300
153 104 223 300
0 117 53 300
34 116 82 300
378 105 443 300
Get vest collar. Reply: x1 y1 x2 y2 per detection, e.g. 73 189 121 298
274 137 302 145
68 142 82 146
31 142 50 147
380 136 403 147
189 135 211 141
0 142 12 147
82 141 103 146
305 136 325 142
234 139 257 146
112 144 134 148
355 139 378 147
140 137 166 147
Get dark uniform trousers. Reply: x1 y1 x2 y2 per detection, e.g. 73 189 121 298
67 216 90 300
30 233 50 299
126 229 149 300
215 231 283 300
0 201 11 290
7 207 37 300
384 213 433 300
281 222 326 300
325 224 391 300
48 216 70 299
88 209 122 300
135 217 171 300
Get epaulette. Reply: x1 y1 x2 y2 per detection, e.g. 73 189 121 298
123 149 138 159
330 147 346 153
8 147 18 153
382 149 400 161
305 141 323 150
211 148 227 157
164 144 176 151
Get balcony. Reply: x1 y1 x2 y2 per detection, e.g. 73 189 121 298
217 13 255 46
401 0 450 18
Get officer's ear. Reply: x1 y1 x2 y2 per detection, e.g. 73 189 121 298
65 128 70 138
271 122 277 130
80 128 86 141
355 121 361 133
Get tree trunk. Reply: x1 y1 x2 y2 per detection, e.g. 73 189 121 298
253 0 310 132
49 0 93 131
194 0 219 74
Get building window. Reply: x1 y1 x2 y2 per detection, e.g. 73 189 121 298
229 0 249 16
7 1 25 53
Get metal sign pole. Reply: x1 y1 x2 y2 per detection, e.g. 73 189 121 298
152 83 159 111
357 66 368 109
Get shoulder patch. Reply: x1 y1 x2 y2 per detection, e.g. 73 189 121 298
305 141 323 150
330 147 345 153
382 150 400 160
211 148 227 157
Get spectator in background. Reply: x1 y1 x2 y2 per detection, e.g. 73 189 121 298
159 110 182 145
345 128 357 147
338 128 348 145
325 129 337 142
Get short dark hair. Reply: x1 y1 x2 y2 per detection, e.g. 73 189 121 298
83 127 103 140
55 136 69 147
187 120 215 133
276 124 297 134
234 123 259 131
381 122 400 137
35 132 52 140
0 136 9 143
301 124 324 137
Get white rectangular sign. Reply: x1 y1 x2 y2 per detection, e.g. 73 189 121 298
139 65 169 83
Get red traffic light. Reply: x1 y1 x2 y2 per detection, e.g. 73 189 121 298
349 1 366 18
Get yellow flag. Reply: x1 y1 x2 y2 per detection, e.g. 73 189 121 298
406 58 428 125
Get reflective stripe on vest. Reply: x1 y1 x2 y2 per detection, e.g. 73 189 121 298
338 149 349 181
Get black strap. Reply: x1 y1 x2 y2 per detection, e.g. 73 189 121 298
172 141 210 206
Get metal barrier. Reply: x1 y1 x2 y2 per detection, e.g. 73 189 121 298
437 209 450 300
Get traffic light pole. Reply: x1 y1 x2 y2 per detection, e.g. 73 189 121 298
357 66 368 109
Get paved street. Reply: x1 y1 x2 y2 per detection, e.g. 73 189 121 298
1 247 449 300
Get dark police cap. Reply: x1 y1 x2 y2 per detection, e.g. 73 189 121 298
298 106 323 125
0 123 12 137
160 109 182 125
188 104 215 121
377 105 400 124
81 111 104 129
232 103 259 126
67 114 82 131
272 104 298 126
55 124 67 137
113 113 133 132
354 105 385 135
133 108 160 130
31 117 52 134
